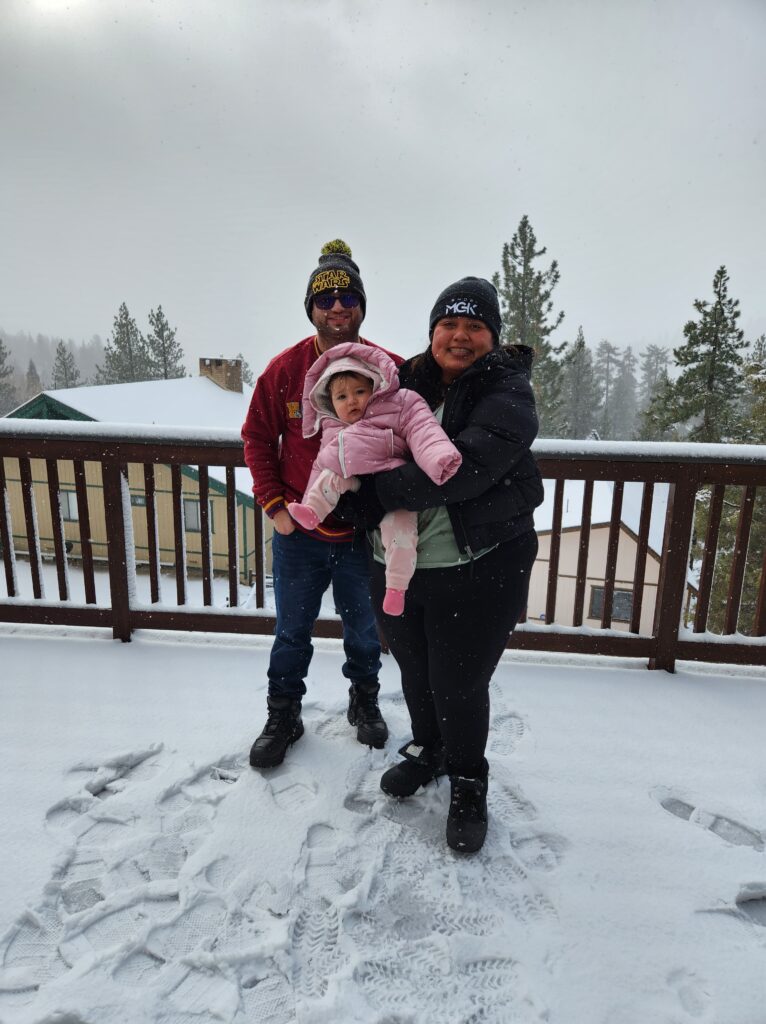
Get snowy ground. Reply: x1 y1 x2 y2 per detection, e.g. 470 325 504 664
1 623 766 1024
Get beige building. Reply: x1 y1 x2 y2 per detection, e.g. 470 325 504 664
4 359 260 584
529 479 671 633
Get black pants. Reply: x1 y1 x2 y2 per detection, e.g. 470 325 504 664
370 531 538 777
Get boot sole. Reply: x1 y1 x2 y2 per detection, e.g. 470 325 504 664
249 723 304 769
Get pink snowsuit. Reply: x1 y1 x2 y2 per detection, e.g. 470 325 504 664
287 342 462 612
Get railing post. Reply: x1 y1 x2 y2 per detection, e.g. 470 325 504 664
649 475 699 672
102 461 132 642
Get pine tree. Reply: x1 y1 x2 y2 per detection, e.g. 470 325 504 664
611 347 639 440
146 305 186 379
637 344 670 413
739 335 766 442
492 215 565 436
77 335 105 384
235 352 254 387
95 303 152 384
0 337 18 414
25 360 42 400
51 340 81 389
635 369 679 440
695 334 766 635
593 339 620 439
666 266 748 443
559 327 599 439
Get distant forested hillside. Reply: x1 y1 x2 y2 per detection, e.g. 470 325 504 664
0 328 106 405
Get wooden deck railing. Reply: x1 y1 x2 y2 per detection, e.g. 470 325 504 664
2 422 766 672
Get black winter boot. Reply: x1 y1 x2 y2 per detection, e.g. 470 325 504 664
380 741 447 798
347 679 388 748
446 762 489 853
249 696 304 769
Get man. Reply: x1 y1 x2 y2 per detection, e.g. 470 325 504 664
242 240 401 768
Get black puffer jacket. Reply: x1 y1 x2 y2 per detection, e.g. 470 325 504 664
374 344 544 555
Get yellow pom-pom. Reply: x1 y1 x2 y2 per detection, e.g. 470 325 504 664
321 239 352 257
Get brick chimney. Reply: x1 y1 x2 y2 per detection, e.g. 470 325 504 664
199 357 243 393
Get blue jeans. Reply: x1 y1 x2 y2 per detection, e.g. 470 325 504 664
268 530 381 699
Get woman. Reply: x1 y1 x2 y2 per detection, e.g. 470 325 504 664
365 276 542 854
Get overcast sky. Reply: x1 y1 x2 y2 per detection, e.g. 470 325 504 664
1 0 764 375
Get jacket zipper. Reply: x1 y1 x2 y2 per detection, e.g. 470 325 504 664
442 378 473 567
338 429 347 477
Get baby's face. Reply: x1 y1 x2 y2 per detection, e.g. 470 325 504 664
330 374 374 424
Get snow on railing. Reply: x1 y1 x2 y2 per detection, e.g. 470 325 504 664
2 420 766 671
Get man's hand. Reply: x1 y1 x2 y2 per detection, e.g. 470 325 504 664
272 509 296 535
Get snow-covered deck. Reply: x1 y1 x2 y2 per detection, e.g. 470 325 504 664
2 623 765 1023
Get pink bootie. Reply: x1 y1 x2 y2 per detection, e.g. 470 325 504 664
287 503 320 530
383 588 406 616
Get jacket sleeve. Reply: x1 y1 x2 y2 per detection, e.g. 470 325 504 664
376 375 538 513
241 362 289 518
398 391 462 485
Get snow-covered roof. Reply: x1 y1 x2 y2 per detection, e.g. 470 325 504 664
39 376 254 431
18 378 256 500
534 478 669 556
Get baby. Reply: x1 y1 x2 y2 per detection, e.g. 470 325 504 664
288 342 462 616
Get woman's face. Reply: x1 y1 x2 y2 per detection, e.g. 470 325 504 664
431 316 495 383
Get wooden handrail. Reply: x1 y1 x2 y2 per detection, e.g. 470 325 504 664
2 425 766 671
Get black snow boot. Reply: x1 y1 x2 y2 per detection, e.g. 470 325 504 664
446 761 489 853
347 679 388 749
380 741 447 798
249 696 304 769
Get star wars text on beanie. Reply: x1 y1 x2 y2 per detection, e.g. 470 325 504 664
428 276 502 343
304 239 367 322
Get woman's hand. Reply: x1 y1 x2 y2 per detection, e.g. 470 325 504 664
272 509 296 535
334 474 387 529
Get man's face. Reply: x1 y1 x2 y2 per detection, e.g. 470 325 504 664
311 290 364 348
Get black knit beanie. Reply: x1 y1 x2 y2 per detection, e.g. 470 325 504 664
428 276 502 343
304 239 367 322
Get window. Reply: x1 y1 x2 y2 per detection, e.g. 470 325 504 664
130 493 147 508
60 490 78 522
183 498 214 533
589 586 633 623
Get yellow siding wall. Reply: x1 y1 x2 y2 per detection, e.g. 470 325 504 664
1 457 258 583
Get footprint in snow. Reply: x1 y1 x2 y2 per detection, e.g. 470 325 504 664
314 712 352 741
265 765 318 812
157 753 244 810
488 763 538 825
509 828 569 872
355 944 547 1024
344 752 385 815
489 710 526 756
68 743 163 798
239 970 296 1024
655 787 764 851
0 906 67 1000
1 746 257 1019
667 967 714 1020
735 882 766 927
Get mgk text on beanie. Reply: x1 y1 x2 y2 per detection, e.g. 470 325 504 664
428 276 502 342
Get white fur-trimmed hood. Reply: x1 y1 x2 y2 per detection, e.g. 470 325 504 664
302 342 401 438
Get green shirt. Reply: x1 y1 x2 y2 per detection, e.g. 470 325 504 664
370 405 496 569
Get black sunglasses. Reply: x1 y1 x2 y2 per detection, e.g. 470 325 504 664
313 292 361 310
